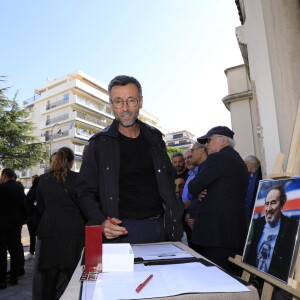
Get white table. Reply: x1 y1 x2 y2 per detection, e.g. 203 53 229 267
60 242 259 300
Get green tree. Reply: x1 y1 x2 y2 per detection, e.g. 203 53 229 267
166 146 184 159
0 80 47 170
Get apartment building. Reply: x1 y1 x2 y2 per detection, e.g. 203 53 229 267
19 70 162 187
164 130 196 150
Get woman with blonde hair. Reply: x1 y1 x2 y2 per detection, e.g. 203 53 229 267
36 147 85 300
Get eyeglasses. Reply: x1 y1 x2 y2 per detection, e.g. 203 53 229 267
206 135 223 144
111 97 139 109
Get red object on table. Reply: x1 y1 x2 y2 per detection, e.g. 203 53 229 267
136 274 154 293
80 225 102 280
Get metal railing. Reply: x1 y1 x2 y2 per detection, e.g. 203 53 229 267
76 95 113 116
46 113 69 125
45 130 69 141
23 94 41 105
46 97 69 110
75 127 96 139
76 111 112 127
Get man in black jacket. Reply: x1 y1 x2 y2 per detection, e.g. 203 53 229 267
188 126 248 274
0 168 25 289
76 75 183 243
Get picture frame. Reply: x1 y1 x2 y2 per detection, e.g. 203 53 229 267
242 177 300 282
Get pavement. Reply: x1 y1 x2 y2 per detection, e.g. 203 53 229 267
0 225 34 300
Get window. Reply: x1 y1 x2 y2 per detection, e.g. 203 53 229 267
173 134 183 139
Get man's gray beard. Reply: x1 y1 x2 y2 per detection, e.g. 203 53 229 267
114 111 139 127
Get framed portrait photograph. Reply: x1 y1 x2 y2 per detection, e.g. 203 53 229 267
242 177 300 282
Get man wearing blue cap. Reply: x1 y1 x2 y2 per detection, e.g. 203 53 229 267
188 126 248 275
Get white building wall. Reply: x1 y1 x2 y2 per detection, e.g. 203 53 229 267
235 0 281 175
230 98 255 157
225 0 300 176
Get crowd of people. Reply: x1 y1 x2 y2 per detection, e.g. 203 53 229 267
170 126 260 275
0 75 264 299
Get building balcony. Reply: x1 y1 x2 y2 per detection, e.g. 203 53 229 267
75 94 113 118
75 126 96 141
46 96 69 110
46 113 69 126
75 111 112 128
167 141 193 147
45 129 70 141
165 135 193 142
23 94 41 105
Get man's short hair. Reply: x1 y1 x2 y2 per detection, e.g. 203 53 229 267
244 155 261 167
193 141 206 148
171 152 184 160
1 168 16 179
183 148 192 155
192 142 208 154
108 75 142 98
266 184 287 207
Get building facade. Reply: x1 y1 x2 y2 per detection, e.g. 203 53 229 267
223 0 300 177
164 130 196 150
19 70 162 187
222 65 258 160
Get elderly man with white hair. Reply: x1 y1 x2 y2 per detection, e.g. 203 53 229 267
188 126 248 275
244 155 262 226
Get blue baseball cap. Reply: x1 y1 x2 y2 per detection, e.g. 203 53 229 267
197 126 234 144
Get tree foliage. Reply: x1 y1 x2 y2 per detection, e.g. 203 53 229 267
166 146 184 159
0 79 47 170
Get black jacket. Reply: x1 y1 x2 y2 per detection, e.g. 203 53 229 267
189 146 249 248
76 119 183 241
37 170 85 238
243 214 299 282
24 179 41 225
0 180 25 228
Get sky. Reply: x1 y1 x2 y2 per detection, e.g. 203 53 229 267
1 0 243 136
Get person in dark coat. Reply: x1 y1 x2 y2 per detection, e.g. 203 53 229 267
35 147 85 300
24 175 40 260
188 126 249 275
76 75 183 244
0 168 25 289
243 184 299 282
244 155 263 226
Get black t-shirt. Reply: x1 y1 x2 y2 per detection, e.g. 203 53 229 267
175 168 189 181
118 131 164 219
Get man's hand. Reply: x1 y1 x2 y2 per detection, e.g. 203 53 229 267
198 189 207 201
102 217 128 239
185 213 195 229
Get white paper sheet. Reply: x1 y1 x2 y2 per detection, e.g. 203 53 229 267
81 281 96 300
132 243 193 260
84 262 249 300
